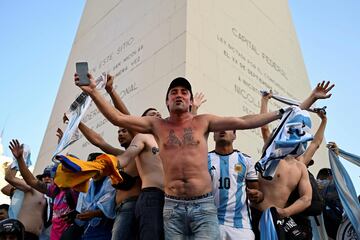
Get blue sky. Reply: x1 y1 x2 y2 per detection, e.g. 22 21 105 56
0 0 85 162
289 1 360 193
0 1 359 193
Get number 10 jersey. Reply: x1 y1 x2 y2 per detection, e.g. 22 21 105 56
208 150 257 229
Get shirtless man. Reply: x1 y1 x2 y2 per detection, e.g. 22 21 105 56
114 89 205 240
248 81 332 239
5 148 45 240
117 108 164 240
75 75 284 239
11 138 79 240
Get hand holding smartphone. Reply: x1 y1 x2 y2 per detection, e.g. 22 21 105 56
75 62 90 86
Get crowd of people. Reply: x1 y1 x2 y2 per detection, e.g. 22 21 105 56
0 73 348 240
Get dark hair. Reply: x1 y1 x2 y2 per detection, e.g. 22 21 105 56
316 168 332 180
141 108 157 117
87 152 103 161
0 204 9 211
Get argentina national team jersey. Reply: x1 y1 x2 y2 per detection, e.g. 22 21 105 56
208 150 257 229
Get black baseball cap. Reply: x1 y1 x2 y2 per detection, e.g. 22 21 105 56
166 77 193 100
0 219 25 240
36 167 52 180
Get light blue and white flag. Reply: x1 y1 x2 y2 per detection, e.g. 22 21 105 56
52 73 107 162
310 214 328 240
260 90 326 113
260 208 278 240
256 106 313 179
328 146 360 238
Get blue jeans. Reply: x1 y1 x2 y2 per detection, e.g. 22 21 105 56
163 195 220 240
111 197 137 240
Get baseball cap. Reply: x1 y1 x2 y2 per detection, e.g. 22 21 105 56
36 167 52 180
166 77 193 100
0 219 25 240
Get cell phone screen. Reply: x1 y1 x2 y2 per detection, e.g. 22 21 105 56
76 62 90 86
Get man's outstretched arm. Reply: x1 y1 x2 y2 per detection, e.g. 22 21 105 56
105 74 139 137
79 122 124 156
63 112 123 155
207 110 283 132
9 139 47 194
118 136 145 168
105 74 131 115
75 73 153 134
259 91 272 143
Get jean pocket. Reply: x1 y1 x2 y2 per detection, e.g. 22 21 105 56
199 203 218 215
163 208 174 220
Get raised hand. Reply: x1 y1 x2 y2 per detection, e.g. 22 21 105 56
326 141 339 155
56 128 64 144
105 74 114 93
315 108 327 120
312 81 334 100
193 92 207 109
63 113 69 124
74 73 96 93
261 90 273 101
9 139 24 160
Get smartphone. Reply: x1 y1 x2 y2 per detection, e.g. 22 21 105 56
75 62 90 86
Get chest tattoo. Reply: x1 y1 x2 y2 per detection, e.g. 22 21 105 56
183 128 198 145
167 129 182 146
165 128 198 147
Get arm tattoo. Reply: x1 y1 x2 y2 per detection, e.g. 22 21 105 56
151 147 159 154
129 144 139 149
